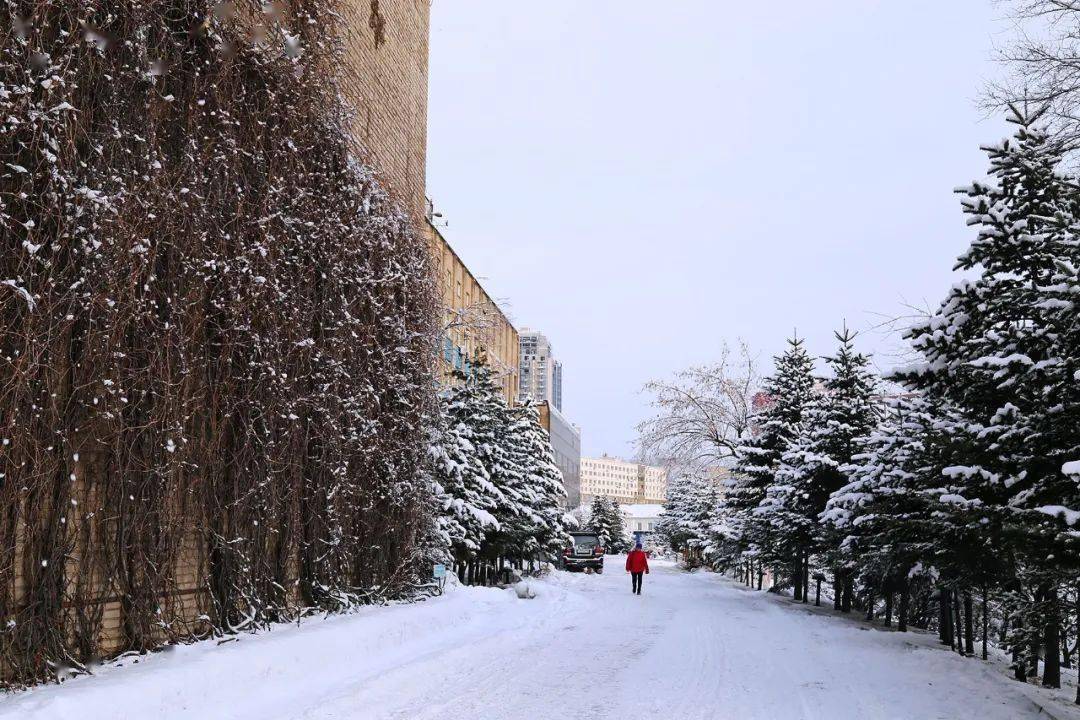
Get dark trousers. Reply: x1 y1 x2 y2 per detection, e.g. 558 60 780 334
631 572 643 594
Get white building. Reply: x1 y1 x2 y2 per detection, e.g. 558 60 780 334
518 329 562 411
581 455 639 504
538 401 581 508
580 455 668 505
639 465 666 504
622 503 664 534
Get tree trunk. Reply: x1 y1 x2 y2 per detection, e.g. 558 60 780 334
841 578 853 613
964 591 974 656
939 588 953 647
802 553 810 604
1062 626 1072 669
1011 600 1028 681
953 589 965 655
757 565 763 591
833 574 842 610
1014 642 1028 682
898 577 909 632
793 558 803 602
885 592 894 627
1030 625 1042 680
815 576 822 607
1075 582 1080 704
866 592 875 622
982 585 989 661
1027 585 1043 679
1044 585 1061 689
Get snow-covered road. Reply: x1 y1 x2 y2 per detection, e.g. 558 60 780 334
1 559 1050 720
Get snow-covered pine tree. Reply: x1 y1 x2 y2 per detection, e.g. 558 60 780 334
684 472 722 562
720 336 816 569
893 107 1080 682
758 327 879 603
587 496 630 553
655 475 694 552
605 499 631 553
822 393 967 627
438 361 575 577
662 470 722 565
590 496 616 550
442 357 524 574
429 384 503 573
505 400 572 560
567 502 592 530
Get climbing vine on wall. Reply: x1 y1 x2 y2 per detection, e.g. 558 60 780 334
0 0 436 686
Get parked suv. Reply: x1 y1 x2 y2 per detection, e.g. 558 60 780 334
561 532 605 573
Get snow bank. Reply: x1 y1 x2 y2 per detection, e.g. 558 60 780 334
0 578 576 720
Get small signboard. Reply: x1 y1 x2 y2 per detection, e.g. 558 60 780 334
433 563 447 594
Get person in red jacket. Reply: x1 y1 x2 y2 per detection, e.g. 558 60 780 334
625 542 650 595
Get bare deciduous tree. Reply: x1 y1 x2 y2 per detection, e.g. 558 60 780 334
636 342 759 474
986 1 1080 151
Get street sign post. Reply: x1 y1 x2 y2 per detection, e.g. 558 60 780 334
433 563 447 593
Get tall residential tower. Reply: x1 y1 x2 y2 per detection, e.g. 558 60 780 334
518 329 562 410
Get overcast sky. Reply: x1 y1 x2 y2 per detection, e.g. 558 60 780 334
426 1 1014 458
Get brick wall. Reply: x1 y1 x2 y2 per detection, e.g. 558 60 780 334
337 0 431 221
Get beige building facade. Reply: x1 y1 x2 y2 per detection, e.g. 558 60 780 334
334 2 519 403
639 465 668 504
430 222 519 404
581 455 668 506
338 0 431 222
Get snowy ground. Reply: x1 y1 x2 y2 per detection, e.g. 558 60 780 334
0 558 1064 720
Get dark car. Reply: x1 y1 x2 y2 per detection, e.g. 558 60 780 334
561 532 605 573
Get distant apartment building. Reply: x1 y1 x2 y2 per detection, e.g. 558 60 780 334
581 456 639 504
518 329 562 411
639 465 667 504
429 219 519 404
580 456 668 506
538 402 582 508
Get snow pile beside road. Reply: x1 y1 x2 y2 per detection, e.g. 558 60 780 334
0 576 578 720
